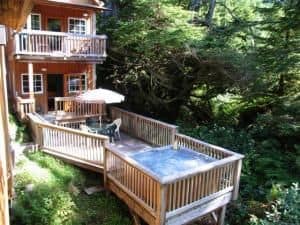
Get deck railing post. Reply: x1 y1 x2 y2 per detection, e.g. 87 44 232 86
36 124 43 148
103 146 109 190
171 126 177 146
217 206 227 225
157 184 167 225
232 159 242 200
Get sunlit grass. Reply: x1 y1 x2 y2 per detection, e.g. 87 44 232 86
12 151 132 225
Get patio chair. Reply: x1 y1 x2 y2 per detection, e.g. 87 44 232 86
107 118 122 141
97 123 117 143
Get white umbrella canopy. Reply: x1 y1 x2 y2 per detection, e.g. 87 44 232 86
75 88 125 104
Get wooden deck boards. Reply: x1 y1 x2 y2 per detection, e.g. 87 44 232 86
108 132 152 156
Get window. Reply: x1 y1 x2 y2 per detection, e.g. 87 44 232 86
24 13 41 30
68 74 87 93
68 18 86 35
21 74 43 94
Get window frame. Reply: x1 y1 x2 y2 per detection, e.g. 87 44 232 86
67 74 87 93
24 13 41 30
68 17 87 35
21 73 43 95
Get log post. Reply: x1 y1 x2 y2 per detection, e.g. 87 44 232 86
28 62 35 111
0 44 11 225
157 184 167 225
232 159 242 200
217 206 227 225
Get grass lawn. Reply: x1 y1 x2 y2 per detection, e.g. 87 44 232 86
12 151 132 225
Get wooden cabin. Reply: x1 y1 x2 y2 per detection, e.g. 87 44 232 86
5 0 107 115
1 1 34 225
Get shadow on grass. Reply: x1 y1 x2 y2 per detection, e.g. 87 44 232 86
12 151 132 225
9 113 32 143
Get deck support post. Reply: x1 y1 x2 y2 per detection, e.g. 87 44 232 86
130 209 142 225
92 64 96 89
28 62 35 111
0 45 11 225
217 206 226 225
157 184 167 225
103 146 108 189
232 159 242 200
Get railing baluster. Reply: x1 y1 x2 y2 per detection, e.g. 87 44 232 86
15 30 107 58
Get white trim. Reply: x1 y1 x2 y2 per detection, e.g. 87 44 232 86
31 13 42 30
25 13 42 30
67 73 87 93
68 17 87 35
21 73 43 95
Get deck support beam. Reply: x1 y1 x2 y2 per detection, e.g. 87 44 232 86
28 62 35 111
217 206 226 225
130 209 142 225
0 45 11 225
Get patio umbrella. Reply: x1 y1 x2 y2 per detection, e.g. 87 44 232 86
75 88 125 104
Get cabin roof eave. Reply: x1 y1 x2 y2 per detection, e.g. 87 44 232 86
33 0 110 11
0 0 34 31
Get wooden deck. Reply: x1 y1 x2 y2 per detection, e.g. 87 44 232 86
108 132 152 155
25 107 243 225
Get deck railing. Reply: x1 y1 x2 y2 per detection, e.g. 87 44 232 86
55 119 86 129
104 148 162 224
27 113 109 171
55 97 106 121
104 144 243 225
174 133 232 160
16 97 35 120
105 149 160 212
15 30 107 59
173 133 243 200
110 107 178 146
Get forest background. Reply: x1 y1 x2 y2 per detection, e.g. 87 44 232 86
97 1 300 224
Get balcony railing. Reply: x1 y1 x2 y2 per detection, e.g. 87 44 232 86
15 30 107 60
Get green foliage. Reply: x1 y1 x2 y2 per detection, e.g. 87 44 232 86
250 183 300 225
12 152 131 225
14 185 76 225
98 0 299 224
178 122 299 224
26 152 84 186
9 113 32 143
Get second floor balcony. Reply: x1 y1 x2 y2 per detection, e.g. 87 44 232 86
14 30 107 62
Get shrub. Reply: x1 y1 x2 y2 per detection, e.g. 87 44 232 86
13 184 77 225
249 183 300 225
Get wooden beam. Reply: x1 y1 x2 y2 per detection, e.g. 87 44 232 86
33 0 109 11
0 45 10 225
0 0 34 30
217 206 226 225
15 0 34 31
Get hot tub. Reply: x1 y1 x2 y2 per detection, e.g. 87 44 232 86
104 135 243 225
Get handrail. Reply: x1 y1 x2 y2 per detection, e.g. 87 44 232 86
174 133 244 159
17 29 108 39
110 106 178 146
16 96 35 103
16 97 35 120
27 113 109 166
54 96 105 121
15 30 107 58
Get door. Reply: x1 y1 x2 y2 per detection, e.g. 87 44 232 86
47 18 62 51
47 18 62 32
47 74 63 111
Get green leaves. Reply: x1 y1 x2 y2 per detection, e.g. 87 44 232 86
12 152 132 225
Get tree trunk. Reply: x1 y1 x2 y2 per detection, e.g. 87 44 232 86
189 0 202 12
205 0 216 27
